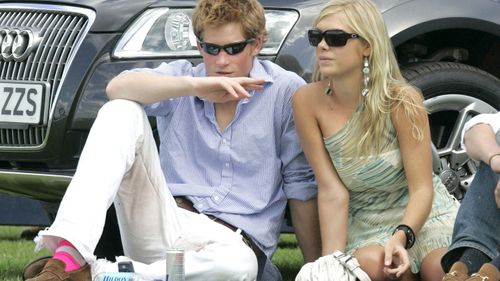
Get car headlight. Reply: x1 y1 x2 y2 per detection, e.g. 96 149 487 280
113 8 299 58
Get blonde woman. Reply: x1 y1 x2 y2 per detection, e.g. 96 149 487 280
292 0 459 281
23 0 319 280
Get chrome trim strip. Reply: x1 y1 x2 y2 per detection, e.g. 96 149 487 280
0 170 71 201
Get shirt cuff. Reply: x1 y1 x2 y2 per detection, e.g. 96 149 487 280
284 182 317 201
461 113 500 150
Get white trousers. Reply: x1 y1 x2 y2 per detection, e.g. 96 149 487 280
35 99 258 281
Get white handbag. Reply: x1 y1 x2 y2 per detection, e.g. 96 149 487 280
295 250 371 281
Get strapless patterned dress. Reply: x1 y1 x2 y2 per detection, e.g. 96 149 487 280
323 108 459 273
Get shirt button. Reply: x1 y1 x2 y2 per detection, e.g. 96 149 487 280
225 162 230 167
214 196 220 201
197 203 203 208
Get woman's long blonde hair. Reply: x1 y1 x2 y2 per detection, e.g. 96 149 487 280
313 0 425 155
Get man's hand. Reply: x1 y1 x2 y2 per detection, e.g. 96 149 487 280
490 154 500 173
193 76 264 103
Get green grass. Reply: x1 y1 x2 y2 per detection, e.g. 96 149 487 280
273 233 304 280
0 226 302 281
0 226 51 281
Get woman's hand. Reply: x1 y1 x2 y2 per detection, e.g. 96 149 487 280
383 232 410 279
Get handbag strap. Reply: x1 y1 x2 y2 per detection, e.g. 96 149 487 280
332 250 372 281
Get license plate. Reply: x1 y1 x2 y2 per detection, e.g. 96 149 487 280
0 81 49 125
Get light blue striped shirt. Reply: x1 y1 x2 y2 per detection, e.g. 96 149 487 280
133 58 316 280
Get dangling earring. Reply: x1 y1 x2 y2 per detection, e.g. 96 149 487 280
361 56 370 97
324 80 332 96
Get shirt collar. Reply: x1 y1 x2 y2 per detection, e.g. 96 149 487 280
249 57 274 84
238 58 274 104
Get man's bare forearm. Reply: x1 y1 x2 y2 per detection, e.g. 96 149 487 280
288 198 321 262
464 123 500 168
106 73 262 105
106 73 193 104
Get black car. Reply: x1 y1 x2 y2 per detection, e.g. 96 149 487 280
0 0 499 242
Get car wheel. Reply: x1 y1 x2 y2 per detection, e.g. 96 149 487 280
402 62 500 200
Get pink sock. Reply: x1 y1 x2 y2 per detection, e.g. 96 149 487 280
53 240 86 272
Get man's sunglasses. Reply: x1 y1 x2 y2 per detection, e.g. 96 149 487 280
198 38 256 56
308 29 361 47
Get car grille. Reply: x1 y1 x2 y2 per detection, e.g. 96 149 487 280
0 4 94 148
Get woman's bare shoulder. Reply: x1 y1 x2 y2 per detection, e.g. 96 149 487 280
293 82 325 105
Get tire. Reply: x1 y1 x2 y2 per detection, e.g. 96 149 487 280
402 62 500 200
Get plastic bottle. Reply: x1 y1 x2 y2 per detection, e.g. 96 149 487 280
93 272 144 281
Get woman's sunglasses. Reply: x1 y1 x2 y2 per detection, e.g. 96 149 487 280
308 29 361 47
198 38 256 56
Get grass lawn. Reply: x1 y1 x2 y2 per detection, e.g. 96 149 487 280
0 226 302 281
0 226 51 281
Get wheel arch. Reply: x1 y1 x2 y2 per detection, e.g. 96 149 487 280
381 0 500 78
389 17 500 47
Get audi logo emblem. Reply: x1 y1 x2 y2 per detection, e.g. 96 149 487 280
0 28 41 62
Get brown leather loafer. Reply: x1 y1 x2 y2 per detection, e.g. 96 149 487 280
25 258 91 281
467 263 500 281
23 256 52 280
443 262 470 281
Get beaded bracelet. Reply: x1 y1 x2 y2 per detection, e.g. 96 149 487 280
488 153 500 167
392 224 416 249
